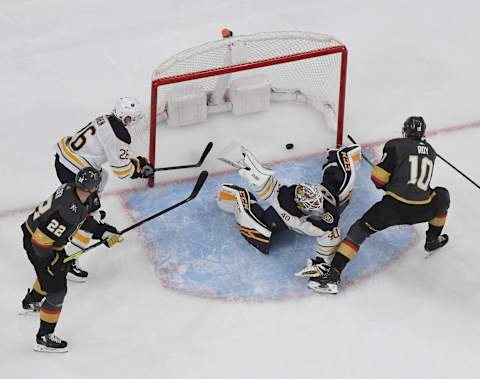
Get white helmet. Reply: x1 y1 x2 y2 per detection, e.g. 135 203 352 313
294 183 324 215
113 97 143 125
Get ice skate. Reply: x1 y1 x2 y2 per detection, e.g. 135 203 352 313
34 334 68 353
295 257 330 278
67 259 88 283
425 234 449 252
307 266 340 294
19 289 42 316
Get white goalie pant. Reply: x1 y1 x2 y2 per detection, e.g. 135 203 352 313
315 227 341 264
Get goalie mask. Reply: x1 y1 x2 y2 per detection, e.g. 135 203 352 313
113 97 143 126
294 183 324 215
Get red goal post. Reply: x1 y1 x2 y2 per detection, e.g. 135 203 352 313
148 31 348 187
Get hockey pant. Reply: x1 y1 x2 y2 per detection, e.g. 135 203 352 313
22 223 68 328
336 187 450 260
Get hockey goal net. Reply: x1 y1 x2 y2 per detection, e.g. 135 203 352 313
146 30 347 187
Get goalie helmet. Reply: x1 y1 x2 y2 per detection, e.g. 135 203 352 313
403 116 426 139
294 183 324 215
113 97 143 125
75 167 101 193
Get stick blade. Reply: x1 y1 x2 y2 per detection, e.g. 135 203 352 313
197 142 213 166
189 170 209 199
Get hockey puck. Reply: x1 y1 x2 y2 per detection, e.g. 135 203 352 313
285 143 294 150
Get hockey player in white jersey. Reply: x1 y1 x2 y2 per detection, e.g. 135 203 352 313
217 144 361 284
54 97 153 281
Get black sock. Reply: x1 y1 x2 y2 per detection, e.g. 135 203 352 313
37 320 56 338
426 224 443 241
331 253 350 273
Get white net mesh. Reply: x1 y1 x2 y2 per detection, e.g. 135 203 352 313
131 31 346 167
152 31 343 80
152 31 344 118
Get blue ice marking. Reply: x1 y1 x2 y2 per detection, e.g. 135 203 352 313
125 152 416 301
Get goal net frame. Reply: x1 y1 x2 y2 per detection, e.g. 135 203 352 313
148 31 348 187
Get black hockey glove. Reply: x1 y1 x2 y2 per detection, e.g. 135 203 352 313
131 156 154 179
96 222 123 248
82 218 123 248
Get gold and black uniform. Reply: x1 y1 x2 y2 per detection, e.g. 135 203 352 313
371 137 437 204
22 183 103 292
334 137 449 262
308 117 451 294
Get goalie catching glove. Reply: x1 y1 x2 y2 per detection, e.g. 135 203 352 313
238 147 278 201
131 156 154 179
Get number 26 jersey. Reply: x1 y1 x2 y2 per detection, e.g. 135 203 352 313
56 115 136 179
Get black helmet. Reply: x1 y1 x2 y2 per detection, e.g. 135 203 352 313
403 116 426 139
75 167 101 193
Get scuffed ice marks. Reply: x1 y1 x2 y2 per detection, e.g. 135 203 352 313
126 151 416 300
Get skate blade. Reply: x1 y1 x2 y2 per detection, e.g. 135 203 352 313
308 281 338 295
33 344 69 353
18 309 39 316
66 273 87 283
294 267 321 277
424 247 446 259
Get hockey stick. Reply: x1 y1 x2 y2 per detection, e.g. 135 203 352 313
348 135 479 189
152 142 213 172
436 153 480 190
63 170 209 263
347 135 374 166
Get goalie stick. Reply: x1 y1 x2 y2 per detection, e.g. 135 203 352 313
64 170 209 263
152 142 213 173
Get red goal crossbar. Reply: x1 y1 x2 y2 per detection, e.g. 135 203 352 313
148 42 347 187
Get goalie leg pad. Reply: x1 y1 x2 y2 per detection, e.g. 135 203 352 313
234 187 272 254
323 144 361 206
217 183 247 214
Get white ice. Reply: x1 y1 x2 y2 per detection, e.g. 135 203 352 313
1 1 480 378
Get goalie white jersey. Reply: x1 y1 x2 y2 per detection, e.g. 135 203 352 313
56 115 136 179
217 143 361 255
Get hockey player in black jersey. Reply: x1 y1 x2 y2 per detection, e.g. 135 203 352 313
20 167 122 352
217 144 361 275
54 97 153 281
308 117 450 294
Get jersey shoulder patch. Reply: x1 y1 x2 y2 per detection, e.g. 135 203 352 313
107 115 131 144
322 212 334 224
56 184 88 224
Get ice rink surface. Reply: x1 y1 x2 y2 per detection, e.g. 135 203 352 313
126 151 415 301
1 1 480 378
